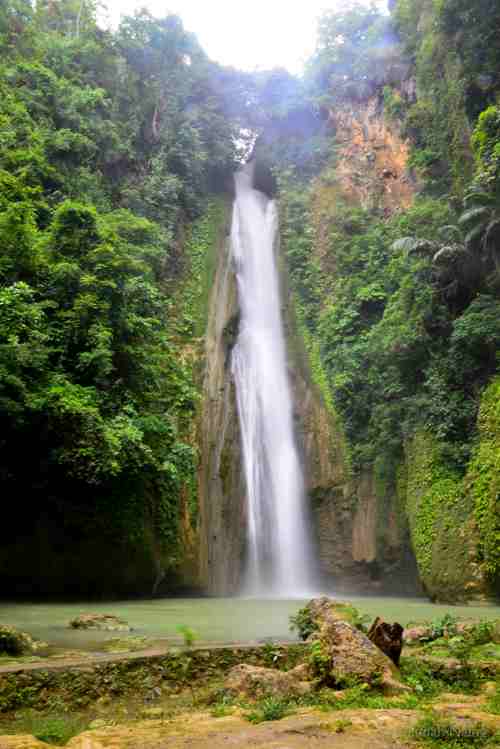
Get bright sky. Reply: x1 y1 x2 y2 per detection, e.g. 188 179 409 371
104 0 386 74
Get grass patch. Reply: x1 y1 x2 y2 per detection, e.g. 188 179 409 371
401 658 481 697
2 712 88 746
299 684 419 712
209 691 237 718
244 697 292 723
486 683 500 716
411 714 498 748
333 718 353 733
210 704 234 718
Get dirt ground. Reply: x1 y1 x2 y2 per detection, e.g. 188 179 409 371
1 695 499 749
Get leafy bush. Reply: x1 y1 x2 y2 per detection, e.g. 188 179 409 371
427 614 459 641
245 697 291 723
177 625 197 648
411 714 495 748
289 606 317 641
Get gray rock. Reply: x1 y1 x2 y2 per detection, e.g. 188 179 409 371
225 664 312 700
68 613 131 632
307 598 411 695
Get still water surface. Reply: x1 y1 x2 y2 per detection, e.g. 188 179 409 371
1 596 500 651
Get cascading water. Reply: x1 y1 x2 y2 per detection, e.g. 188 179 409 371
231 163 315 597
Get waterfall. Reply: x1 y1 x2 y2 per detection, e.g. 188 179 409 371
231 164 315 597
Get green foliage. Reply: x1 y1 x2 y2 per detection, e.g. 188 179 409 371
174 200 226 338
301 682 419 711
0 0 236 594
401 659 449 698
210 702 234 718
383 85 405 120
176 625 198 648
435 0 500 116
253 0 500 606
0 627 31 656
289 607 317 641
401 656 481 697
32 715 86 746
400 376 500 596
308 640 332 684
404 431 478 600
333 718 354 733
245 697 291 723
486 684 500 716
411 714 496 748
306 3 405 107
472 107 500 194
1 709 87 745
468 378 500 579
426 615 459 641
393 0 477 195
300 198 460 466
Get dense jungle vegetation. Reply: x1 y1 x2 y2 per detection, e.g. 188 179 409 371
0 0 247 593
267 0 500 599
0 0 498 598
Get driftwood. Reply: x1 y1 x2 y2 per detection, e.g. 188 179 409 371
367 617 404 666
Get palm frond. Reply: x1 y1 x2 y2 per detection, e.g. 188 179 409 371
484 218 500 249
465 223 485 246
390 237 420 253
458 206 489 227
432 245 465 266
463 191 496 208
409 239 439 256
438 225 462 243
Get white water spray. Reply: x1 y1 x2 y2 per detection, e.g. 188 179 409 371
231 164 315 597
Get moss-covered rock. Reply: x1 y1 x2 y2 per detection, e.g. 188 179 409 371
401 377 500 602
0 626 36 656
69 614 130 632
467 378 500 590
403 431 482 602
306 600 409 695
224 663 312 700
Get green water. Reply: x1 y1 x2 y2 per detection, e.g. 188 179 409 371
1 596 499 652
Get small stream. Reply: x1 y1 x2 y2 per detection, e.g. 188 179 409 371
1 596 499 652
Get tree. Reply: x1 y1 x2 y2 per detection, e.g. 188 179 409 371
458 191 500 280
305 2 405 106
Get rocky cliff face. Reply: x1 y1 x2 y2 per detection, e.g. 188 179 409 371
327 94 417 214
197 207 246 595
197 101 423 595
289 339 419 595
278 94 421 595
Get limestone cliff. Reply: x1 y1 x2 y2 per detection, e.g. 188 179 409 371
197 114 422 594
326 95 417 214
197 93 426 596
278 94 421 594
287 332 419 594
197 206 246 595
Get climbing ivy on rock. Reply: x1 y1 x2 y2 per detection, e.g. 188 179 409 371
467 378 500 580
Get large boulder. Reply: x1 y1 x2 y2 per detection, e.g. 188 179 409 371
224 664 312 700
306 597 367 628
291 596 368 641
0 625 37 655
306 598 410 695
69 613 130 632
